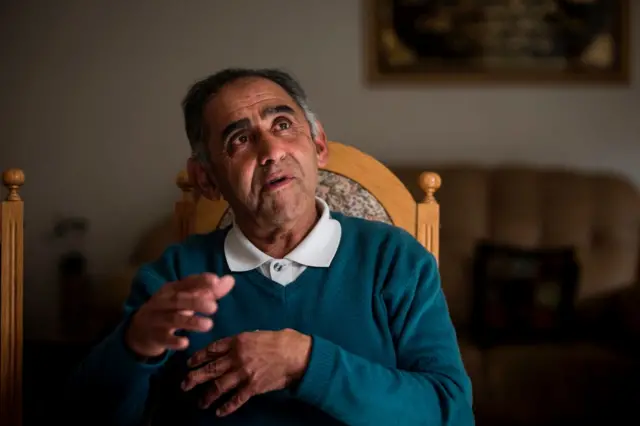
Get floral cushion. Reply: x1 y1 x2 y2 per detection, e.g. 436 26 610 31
218 170 391 229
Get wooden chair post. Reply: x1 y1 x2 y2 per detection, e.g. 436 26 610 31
174 170 196 242
416 172 441 263
0 168 25 426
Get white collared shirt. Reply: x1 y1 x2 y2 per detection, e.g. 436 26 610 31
224 197 342 285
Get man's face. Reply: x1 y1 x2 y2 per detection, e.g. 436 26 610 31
198 77 328 226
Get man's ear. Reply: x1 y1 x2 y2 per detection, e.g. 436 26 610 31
187 156 222 201
312 120 329 168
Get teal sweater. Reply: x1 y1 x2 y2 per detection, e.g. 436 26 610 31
65 213 473 426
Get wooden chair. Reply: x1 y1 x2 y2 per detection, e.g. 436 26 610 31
173 141 441 261
0 168 25 426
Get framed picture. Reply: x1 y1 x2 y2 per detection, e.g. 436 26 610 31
366 0 630 84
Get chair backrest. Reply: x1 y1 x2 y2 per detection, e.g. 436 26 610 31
0 168 25 426
174 141 441 261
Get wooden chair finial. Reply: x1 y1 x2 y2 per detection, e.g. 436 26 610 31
419 172 441 204
3 168 25 201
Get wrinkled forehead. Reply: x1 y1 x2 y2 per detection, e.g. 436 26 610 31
203 77 300 129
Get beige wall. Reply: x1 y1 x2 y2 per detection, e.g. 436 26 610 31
1 0 638 339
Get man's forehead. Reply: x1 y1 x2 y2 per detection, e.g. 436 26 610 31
205 78 297 122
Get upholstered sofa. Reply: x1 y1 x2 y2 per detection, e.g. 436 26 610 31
395 165 640 425
101 164 640 426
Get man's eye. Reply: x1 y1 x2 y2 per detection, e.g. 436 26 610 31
232 134 249 144
276 121 290 131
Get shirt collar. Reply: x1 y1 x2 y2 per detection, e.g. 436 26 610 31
224 197 342 272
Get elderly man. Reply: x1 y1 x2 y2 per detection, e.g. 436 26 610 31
66 68 474 425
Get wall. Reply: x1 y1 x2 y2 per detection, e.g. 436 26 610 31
1 0 638 339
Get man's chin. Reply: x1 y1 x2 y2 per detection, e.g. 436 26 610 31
259 205 297 225
258 195 307 224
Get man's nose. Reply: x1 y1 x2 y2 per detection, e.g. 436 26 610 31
257 132 286 166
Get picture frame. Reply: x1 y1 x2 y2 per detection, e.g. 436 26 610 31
365 0 631 85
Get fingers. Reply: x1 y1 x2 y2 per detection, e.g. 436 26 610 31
156 288 217 315
165 311 213 333
156 274 235 315
216 386 254 417
149 312 212 351
187 337 232 368
199 370 246 410
159 334 189 351
210 275 235 299
181 355 233 391
140 331 189 352
171 273 235 298
169 294 219 316
128 273 234 358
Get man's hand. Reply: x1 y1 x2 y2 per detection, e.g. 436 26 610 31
125 273 235 358
181 329 312 416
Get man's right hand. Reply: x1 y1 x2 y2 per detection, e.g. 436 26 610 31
125 273 235 359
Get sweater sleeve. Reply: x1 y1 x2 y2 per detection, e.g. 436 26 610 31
294 250 474 426
62 266 175 426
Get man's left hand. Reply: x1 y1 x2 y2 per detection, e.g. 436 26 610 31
181 328 312 416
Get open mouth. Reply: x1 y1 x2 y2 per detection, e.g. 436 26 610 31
264 175 293 191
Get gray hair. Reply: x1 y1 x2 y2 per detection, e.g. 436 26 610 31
181 68 318 162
